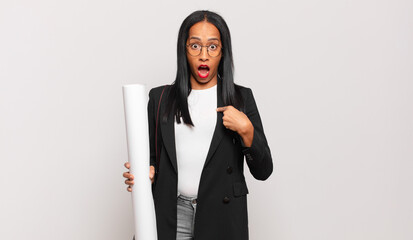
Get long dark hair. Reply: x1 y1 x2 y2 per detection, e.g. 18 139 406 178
163 10 244 125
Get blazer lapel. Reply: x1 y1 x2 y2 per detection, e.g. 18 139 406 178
203 79 225 169
161 79 225 174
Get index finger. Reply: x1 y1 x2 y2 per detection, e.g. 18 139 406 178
216 106 227 112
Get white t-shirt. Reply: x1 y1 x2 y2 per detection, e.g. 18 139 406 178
175 83 217 197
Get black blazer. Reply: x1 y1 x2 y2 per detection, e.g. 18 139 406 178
147 79 273 240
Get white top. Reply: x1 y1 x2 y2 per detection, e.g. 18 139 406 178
174 84 217 197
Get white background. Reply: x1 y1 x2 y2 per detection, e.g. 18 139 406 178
1 0 412 239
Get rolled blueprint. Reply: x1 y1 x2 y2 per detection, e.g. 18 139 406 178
122 84 157 240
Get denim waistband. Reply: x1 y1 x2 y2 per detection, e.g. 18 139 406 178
177 192 197 203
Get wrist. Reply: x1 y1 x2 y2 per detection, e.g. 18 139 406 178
238 121 254 147
239 120 253 137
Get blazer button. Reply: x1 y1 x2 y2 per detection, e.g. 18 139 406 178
223 197 230 204
227 166 233 174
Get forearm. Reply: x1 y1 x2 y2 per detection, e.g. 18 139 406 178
240 88 274 181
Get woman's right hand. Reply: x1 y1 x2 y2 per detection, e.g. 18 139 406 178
123 162 156 192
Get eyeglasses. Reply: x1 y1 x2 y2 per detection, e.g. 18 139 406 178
186 43 223 57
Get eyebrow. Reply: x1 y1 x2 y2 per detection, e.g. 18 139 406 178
189 36 220 41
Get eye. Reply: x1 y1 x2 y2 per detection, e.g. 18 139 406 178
190 43 200 50
208 44 218 51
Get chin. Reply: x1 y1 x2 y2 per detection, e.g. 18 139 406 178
199 77 213 83
195 79 209 84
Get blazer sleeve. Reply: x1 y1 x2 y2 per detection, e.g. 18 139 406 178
239 88 274 181
147 88 156 168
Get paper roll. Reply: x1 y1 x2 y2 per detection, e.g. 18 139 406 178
122 84 157 240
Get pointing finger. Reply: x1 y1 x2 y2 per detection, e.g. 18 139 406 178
216 106 227 112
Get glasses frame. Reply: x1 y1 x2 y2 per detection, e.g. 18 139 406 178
186 43 223 57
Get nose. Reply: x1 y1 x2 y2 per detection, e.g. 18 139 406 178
199 46 209 61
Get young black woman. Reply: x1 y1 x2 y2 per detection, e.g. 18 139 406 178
123 10 273 240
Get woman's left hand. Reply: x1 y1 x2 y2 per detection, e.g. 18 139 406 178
216 105 253 135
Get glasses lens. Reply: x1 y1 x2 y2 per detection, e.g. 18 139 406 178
208 45 221 57
187 44 201 56
188 48 201 56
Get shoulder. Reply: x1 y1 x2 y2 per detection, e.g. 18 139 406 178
149 84 171 99
234 83 253 98
234 83 260 113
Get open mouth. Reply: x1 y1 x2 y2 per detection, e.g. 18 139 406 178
198 64 210 78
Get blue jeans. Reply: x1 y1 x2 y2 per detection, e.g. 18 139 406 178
132 193 197 240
